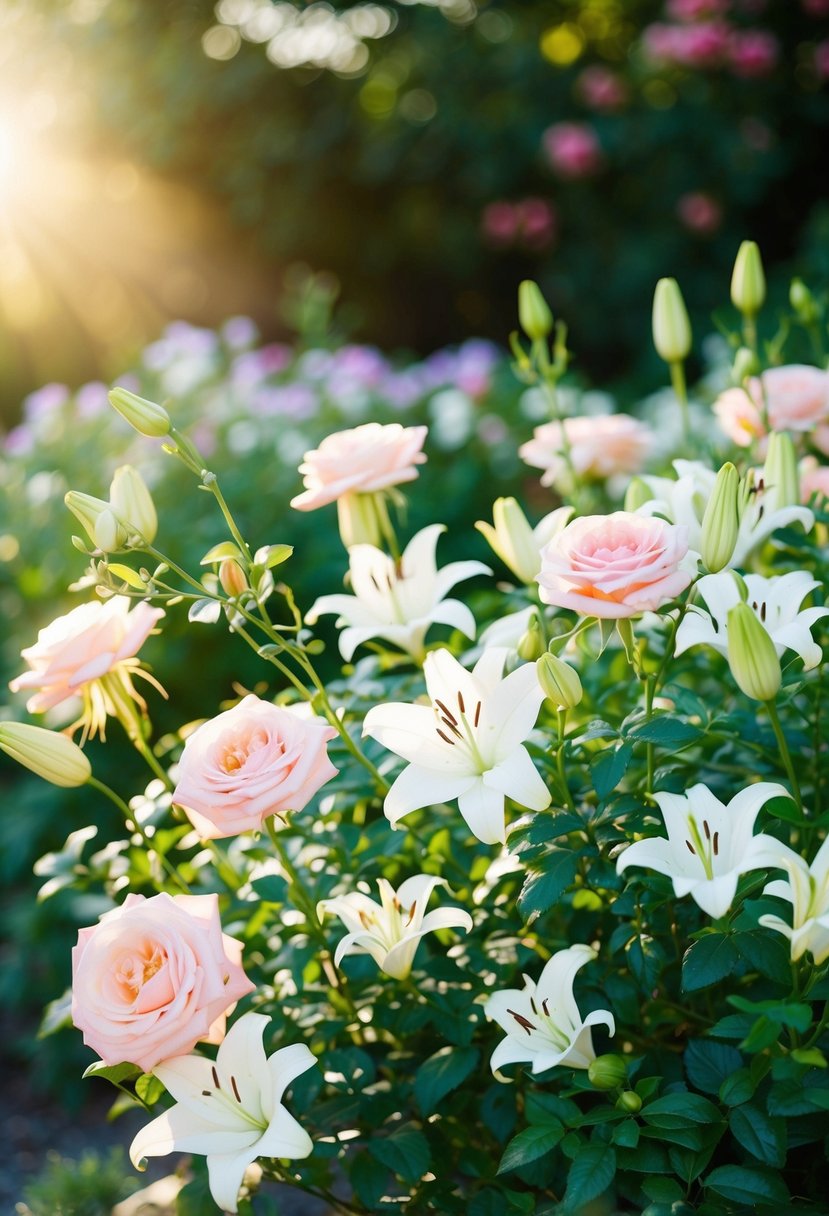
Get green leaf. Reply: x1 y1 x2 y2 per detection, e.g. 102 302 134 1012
590 743 632 799
719 1069 755 1107
200 540 242 564
728 996 812 1032
259 543 294 568
497 1122 565 1174
176 1170 215 1216
83 1060 142 1085
38 988 74 1038
732 930 791 985
517 851 579 917
188 597 222 624
628 716 703 748
729 1105 786 1168
705 1164 789 1206
350 1150 387 1209
643 1092 723 1130
107 562 148 590
415 1046 479 1115
369 1127 431 1181
681 934 739 992
561 1144 616 1211
642 1178 684 1204
136 1073 167 1105
612 1120 639 1148
684 1040 743 1095
469 1189 508 1216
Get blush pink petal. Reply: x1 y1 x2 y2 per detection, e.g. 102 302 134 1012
290 422 428 510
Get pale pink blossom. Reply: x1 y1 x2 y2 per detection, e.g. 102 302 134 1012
714 365 829 450
677 191 722 235
537 512 693 619
728 29 778 77
290 422 428 511
667 0 730 19
71 892 254 1072
519 415 653 491
576 66 628 111
172 695 338 839
800 456 829 503
543 122 603 180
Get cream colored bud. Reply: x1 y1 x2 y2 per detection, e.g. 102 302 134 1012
727 602 781 701
652 278 692 364
518 280 554 342
336 492 382 549
762 431 799 512
732 345 760 385
475 498 541 585
219 558 248 598
588 1054 627 1091
0 721 91 787
537 652 583 710
65 491 127 552
624 477 654 512
517 615 545 662
731 240 766 316
108 387 171 438
700 462 739 573
790 278 818 326
109 466 157 544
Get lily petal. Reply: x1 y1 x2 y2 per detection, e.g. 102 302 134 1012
384 765 476 826
457 780 507 845
484 747 551 813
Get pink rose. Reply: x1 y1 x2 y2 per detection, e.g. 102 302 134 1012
714 365 829 450
172 694 338 838
71 892 254 1072
290 422 428 511
800 456 829 503
677 191 722 235
537 512 692 618
543 122 603 180
10 596 163 715
576 66 629 112
519 415 653 490
728 29 778 77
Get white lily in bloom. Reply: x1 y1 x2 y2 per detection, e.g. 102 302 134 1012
317 874 473 980
484 945 614 1078
475 499 573 585
675 571 828 671
363 647 551 846
130 1013 315 1215
306 524 489 662
636 459 813 568
616 782 796 918
759 837 829 965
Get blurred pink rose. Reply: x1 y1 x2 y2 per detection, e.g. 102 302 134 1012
667 0 730 19
677 191 722 234
290 422 428 511
800 456 829 503
644 20 730 67
519 415 653 490
172 694 338 839
543 122 603 180
815 41 829 79
481 202 519 246
576 66 629 112
482 198 556 251
537 512 692 619
10 596 163 715
802 0 829 15
714 366 829 449
71 892 254 1072
728 29 778 76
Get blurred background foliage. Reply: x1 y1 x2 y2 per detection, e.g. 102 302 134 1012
0 0 828 409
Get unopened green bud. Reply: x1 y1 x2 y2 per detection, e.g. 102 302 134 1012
652 278 692 364
108 387 171 438
762 431 799 512
616 1090 642 1114
109 466 157 544
0 721 91 788
732 345 760 385
537 652 583 710
790 278 819 326
476 497 541 584
588 1054 627 1091
624 477 654 513
727 601 781 701
731 240 766 316
336 491 382 550
518 280 553 342
700 462 740 573
219 558 248 598
65 491 127 553
517 615 545 662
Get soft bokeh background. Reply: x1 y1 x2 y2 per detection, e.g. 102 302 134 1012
2 1 829 1210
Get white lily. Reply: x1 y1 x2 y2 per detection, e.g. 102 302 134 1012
616 782 796 919
675 571 828 671
636 459 813 568
130 1013 315 1214
363 647 551 846
484 945 614 1078
317 874 473 980
475 499 573 585
478 606 539 656
306 524 489 662
759 836 829 965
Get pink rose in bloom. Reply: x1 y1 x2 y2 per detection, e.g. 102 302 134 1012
543 122 603 180
728 29 778 76
519 415 653 490
172 695 338 839
10 596 163 716
576 66 629 112
537 513 693 619
677 191 722 235
714 366 829 449
71 892 254 1072
290 422 428 511
800 456 829 503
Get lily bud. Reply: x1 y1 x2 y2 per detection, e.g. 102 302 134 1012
731 240 766 316
624 477 654 513
588 1054 627 1091
762 431 799 512
219 558 248 598
616 1091 642 1114
336 492 382 550
700 462 739 573
727 602 781 701
109 466 157 544
0 721 91 788
731 345 760 385
108 387 171 438
475 497 542 585
517 614 545 662
790 278 819 326
65 491 127 552
652 277 692 364
537 652 583 710
518 280 553 342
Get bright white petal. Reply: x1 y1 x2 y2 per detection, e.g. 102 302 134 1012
206 1146 257 1214
306 594 375 628
616 835 683 878
433 560 491 602
255 1104 314 1160
484 748 551 812
690 873 738 919
266 1043 317 1110
457 780 507 845
535 945 596 1029
395 873 447 909
417 906 474 936
130 1105 258 1168
384 764 476 826
674 611 723 658
428 598 478 639
490 1034 533 1077
364 703 466 771
488 663 546 757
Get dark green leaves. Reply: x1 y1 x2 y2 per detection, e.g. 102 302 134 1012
497 1122 565 1174
415 1046 479 1115
369 1127 431 1181
561 1144 616 1212
517 850 579 917
681 934 739 992
705 1164 790 1206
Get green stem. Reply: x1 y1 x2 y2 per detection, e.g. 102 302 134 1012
669 360 690 445
134 736 174 792
765 699 803 810
204 474 254 563
645 675 656 798
88 776 191 893
556 709 576 811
